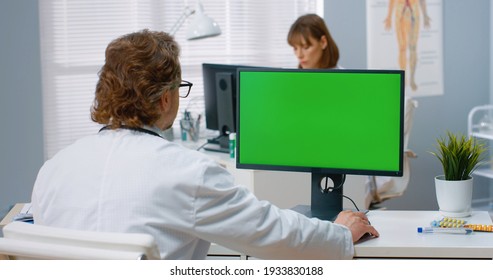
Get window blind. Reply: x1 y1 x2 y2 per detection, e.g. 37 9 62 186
39 0 322 159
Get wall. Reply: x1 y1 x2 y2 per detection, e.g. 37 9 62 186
0 1 44 218
489 0 493 207
325 0 491 210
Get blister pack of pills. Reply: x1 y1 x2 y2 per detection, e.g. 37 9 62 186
463 224 493 232
430 217 492 232
430 217 466 228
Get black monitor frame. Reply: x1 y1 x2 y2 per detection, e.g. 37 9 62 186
235 68 405 220
202 63 265 153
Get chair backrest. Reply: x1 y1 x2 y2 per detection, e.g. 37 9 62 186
367 98 419 207
0 222 160 260
403 98 418 151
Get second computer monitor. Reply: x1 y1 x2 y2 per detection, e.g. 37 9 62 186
202 63 259 152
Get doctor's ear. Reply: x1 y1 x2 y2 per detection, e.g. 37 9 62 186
159 90 172 112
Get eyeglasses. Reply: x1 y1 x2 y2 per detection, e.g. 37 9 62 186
178 80 193 98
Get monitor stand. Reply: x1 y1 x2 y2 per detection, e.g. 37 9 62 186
292 173 344 221
203 135 229 153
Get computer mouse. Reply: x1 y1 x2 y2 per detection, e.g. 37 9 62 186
356 232 376 243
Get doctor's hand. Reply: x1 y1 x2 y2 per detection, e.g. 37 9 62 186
334 210 380 243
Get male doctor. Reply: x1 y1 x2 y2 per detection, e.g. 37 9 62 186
31 29 378 259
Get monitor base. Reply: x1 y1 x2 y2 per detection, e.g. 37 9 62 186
203 136 229 153
203 143 229 154
291 205 339 222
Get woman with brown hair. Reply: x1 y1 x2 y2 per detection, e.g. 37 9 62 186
287 13 340 69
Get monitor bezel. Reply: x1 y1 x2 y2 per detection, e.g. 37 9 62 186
235 68 405 177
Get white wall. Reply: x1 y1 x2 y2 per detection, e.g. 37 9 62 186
0 1 44 218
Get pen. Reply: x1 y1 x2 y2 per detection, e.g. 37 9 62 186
417 227 473 235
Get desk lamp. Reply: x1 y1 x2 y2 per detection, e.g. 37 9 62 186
169 1 221 40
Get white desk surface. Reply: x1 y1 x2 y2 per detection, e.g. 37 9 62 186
355 210 493 259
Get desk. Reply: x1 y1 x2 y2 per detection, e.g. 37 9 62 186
0 204 25 231
209 210 493 259
2 204 492 259
355 210 493 259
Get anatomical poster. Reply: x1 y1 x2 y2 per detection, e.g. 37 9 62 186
367 0 443 97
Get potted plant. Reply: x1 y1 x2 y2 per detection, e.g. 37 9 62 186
430 131 486 217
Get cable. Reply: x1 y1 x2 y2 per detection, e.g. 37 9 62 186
323 174 346 192
321 174 364 212
342 194 360 212
195 141 209 151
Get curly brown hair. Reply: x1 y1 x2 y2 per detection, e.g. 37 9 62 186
91 29 181 129
287 14 339 69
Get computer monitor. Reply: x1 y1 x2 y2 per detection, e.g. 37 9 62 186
202 63 258 153
236 68 404 220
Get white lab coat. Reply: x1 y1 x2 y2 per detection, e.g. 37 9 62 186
31 128 353 259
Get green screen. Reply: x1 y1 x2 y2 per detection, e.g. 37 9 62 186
237 69 403 176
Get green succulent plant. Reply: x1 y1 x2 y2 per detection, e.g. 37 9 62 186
430 131 487 181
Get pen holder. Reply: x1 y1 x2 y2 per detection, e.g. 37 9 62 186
180 114 201 142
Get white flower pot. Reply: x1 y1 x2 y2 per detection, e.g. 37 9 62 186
435 175 473 217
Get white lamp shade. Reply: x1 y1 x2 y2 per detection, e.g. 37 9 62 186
186 5 221 40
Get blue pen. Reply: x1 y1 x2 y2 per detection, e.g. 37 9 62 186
417 227 473 235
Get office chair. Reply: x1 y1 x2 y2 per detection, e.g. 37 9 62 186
367 98 419 209
0 221 160 260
